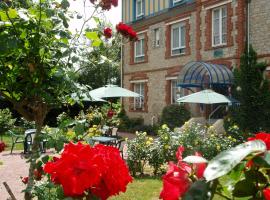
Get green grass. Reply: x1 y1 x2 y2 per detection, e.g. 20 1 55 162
110 177 162 200
1 134 24 151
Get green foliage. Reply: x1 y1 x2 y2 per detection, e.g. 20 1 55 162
126 131 152 176
231 46 270 132
0 108 15 135
161 104 190 129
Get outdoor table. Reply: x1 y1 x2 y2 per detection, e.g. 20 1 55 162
90 136 117 145
24 129 47 153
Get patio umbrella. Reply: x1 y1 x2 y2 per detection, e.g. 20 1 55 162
71 93 106 102
89 84 141 98
177 89 238 105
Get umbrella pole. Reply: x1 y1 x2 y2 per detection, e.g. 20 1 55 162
208 105 223 123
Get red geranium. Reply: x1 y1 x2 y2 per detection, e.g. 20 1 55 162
44 142 132 199
160 146 207 200
103 27 112 39
116 22 137 41
21 177 29 184
264 188 270 200
248 132 270 150
0 141 6 153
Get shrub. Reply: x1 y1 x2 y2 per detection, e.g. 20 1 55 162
0 108 16 136
161 104 190 129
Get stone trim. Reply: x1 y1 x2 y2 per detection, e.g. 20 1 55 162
196 0 202 60
204 3 234 51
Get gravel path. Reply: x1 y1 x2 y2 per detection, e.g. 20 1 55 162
0 132 135 200
0 151 29 200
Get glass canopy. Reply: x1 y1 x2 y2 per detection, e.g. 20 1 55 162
177 61 234 89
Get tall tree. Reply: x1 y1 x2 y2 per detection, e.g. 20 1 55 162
0 0 107 198
231 46 270 132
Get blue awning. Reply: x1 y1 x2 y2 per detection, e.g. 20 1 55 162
177 61 234 88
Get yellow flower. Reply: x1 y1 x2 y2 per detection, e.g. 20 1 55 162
211 134 215 137
148 137 153 141
233 125 238 129
125 137 128 141
146 141 152 146
162 124 168 129
164 145 169 150
233 139 237 142
216 145 221 151
228 136 232 140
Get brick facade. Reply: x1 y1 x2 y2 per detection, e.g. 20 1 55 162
122 0 270 125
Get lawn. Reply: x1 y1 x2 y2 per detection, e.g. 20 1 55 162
1 134 24 152
110 177 162 200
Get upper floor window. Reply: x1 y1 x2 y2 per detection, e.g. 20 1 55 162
154 28 160 47
134 35 145 62
134 82 145 110
171 23 186 56
136 0 144 19
212 6 227 47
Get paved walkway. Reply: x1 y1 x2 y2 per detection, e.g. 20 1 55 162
0 132 134 200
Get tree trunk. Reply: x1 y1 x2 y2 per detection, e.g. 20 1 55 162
24 103 47 200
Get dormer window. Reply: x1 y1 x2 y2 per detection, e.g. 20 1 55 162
136 0 144 19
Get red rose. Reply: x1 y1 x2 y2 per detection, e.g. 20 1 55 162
264 188 270 200
116 22 137 41
176 146 185 162
0 141 6 153
160 162 191 200
248 132 270 150
193 152 207 179
103 27 112 39
21 177 29 184
44 142 132 198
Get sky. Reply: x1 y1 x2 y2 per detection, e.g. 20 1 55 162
68 0 122 33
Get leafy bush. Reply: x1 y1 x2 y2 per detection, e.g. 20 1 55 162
126 132 152 176
0 108 16 136
161 104 190 129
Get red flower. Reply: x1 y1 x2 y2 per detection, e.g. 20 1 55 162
176 146 185 162
44 142 132 199
264 188 270 200
103 27 112 39
116 22 137 41
107 109 114 118
248 132 270 150
0 141 6 153
193 152 207 179
160 162 191 200
21 177 28 184
34 168 43 181
90 0 118 10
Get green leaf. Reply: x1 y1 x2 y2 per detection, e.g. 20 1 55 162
41 155 49 164
0 11 8 21
61 0 70 9
183 156 208 164
183 180 209 200
204 140 266 181
8 8 18 19
85 31 99 40
92 39 102 47
233 180 256 197
245 170 267 184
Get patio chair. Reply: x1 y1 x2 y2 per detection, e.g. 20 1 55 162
8 130 25 154
111 127 118 137
24 130 48 153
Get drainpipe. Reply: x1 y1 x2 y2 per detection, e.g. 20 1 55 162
246 0 251 53
120 38 123 106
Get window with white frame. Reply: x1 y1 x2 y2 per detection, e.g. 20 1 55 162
134 82 145 110
171 22 186 56
171 79 183 104
136 0 144 18
134 35 145 62
154 28 160 47
212 6 227 46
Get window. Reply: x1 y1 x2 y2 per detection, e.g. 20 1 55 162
171 23 186 56
134 35 145 62
154 28 160 47
171 79 183 104
173 0 183 5
212 6 227 46
134 83 144 110
136 0 144 18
